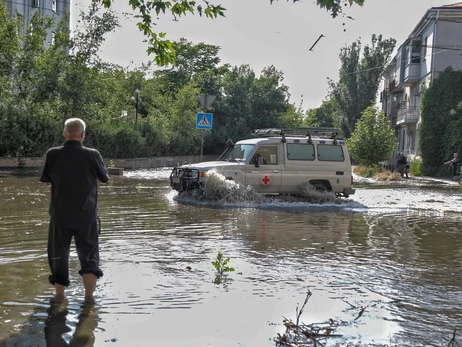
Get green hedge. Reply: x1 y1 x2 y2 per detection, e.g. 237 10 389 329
420 68 462 176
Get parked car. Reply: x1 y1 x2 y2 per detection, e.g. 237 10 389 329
170 127 355 198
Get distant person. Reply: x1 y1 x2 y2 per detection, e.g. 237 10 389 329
444 152 461 183
397 152 409 178
40 118 108 301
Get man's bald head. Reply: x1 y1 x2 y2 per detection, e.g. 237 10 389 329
64 118 86 141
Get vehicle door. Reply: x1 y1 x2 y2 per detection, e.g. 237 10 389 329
246 144 282 193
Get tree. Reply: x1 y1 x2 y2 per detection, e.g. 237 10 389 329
98 0 365 65
303 98 337 128
346 106 396 167
328 34 396 138
0 2 21 103
420 68 462 176
206 64 291 154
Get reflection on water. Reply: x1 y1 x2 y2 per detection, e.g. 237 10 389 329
45 298 99 346
0 168 461 346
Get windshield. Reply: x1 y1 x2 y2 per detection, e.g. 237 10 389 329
223 144 255 162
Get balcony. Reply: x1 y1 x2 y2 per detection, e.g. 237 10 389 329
397 106 419 125
388 80 403 94
403 63 420 86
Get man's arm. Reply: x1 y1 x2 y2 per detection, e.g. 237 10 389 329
94 151 109 183
40 150 52 184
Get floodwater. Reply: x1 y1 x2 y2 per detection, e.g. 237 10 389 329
0 168 461 347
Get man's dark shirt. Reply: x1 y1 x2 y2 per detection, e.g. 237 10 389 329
40 140 109 228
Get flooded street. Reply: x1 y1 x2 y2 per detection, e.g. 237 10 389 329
0 169 461 347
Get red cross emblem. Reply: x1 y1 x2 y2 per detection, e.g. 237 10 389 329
259 173 272 188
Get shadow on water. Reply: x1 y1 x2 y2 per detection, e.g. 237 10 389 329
1 297 100 347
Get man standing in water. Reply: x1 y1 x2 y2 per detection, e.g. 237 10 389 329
40 118 108 301
444 152 461 183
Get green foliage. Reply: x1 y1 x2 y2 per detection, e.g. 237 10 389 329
409 157 422 177
312 0 365 17
0 104 62 156
0 3 304 159
420 68 462 176
211 251 235 275
353 164 378 178
329 34 396 138
96 0 365 65
347 106 397 167
304 98 337 127
99 0 226 66
85 123 145 158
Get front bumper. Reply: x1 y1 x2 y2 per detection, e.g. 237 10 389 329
170 167 204 192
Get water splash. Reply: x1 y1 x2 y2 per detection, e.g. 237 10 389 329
124 168 173 180
181 170 264 205
177 170 341 206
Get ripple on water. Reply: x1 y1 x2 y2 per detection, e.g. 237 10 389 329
1 170 462 346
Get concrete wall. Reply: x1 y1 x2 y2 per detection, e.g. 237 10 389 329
434 21 462 75
0 155 218 169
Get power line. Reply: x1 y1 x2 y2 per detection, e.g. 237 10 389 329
342 45 460 76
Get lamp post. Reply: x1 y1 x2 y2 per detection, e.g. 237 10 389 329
130 89 140 125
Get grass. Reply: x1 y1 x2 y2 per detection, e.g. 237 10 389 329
354 165 405 181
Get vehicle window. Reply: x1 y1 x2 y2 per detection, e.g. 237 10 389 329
317 144 345 161
287 143 315 161
226 144 255 162
252 145 278 165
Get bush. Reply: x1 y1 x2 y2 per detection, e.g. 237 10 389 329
353 165 379 178
375 170 402 181
409 157 423 177
0 105 62 157
354 165 403 181
85 122 145 158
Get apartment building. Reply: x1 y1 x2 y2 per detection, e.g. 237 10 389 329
6 0 70 44
381 2 462 158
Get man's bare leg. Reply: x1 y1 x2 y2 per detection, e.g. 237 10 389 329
55 284 65 299
83 273 97 300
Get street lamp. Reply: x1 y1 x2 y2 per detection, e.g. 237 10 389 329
130 88 140 125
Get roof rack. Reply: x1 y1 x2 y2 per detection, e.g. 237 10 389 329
252 127 343 140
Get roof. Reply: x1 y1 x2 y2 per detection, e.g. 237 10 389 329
432 2 462 9
407 2 462 39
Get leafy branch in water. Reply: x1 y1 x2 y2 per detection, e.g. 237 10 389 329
211 251 235 284
211 251 235 275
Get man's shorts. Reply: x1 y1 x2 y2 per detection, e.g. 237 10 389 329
47 220 103 287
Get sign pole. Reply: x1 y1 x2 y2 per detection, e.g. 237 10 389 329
197 94 215 162
201 129 204 162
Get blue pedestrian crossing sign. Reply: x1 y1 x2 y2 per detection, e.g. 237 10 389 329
196 113 213 130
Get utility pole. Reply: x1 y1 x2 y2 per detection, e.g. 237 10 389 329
131 89 140 126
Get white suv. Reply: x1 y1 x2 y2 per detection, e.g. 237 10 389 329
170 128 355 198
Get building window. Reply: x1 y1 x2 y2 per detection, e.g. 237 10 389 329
423 37 428 61
52 0 57 11
411 39 421 64
32 0 39 7
51 32 55 45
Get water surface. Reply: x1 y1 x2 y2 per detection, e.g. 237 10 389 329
0 169 461 346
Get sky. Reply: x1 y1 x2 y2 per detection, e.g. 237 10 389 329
71 0 450 111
